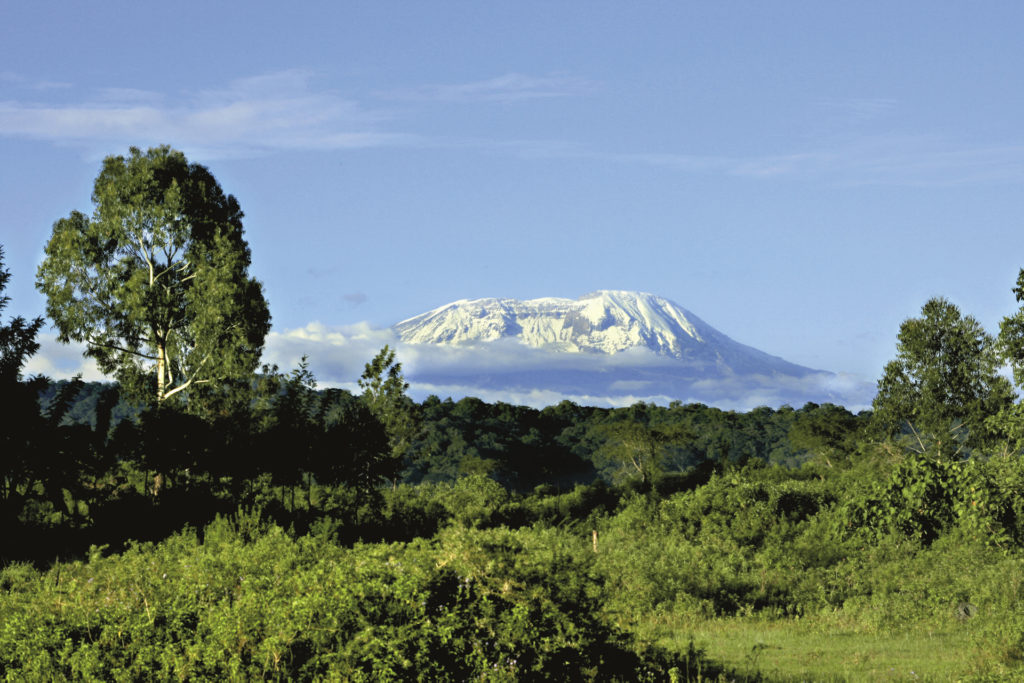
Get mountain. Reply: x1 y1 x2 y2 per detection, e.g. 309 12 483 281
392 291 857 410
396 290 815 377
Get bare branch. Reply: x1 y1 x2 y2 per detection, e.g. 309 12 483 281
161 346 217 401
87 339 158 361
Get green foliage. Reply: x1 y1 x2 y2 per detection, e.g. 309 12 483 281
596 472 837 620
0 515 709 681
35 145 270 409
0 245 44 384
408 395 596 489
9 388 1024 678
872 297 1014 447
589 403 693 486
441 473 512 528
998 268 1024 390
787 401 862 467
0 243 50 529
359 345 416 485
841 447 964 545
320 394 391 492
834 441 1024 550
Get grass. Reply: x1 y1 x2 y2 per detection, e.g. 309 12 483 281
640 613 1018 682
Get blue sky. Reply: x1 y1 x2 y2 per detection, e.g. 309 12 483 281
3 2 1024 397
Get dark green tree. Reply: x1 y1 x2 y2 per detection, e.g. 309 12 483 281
321 396 390 492
0 250 114 524
788 402 862 467
0 246 46 518
872 297 1014 447
36 146 270 409
268 357 320 509
998 269 1024 388
0 245 43 384
589 403 692 486
985 269 1024 452
359 345 416 485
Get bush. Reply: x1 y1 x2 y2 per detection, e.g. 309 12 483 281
0 513 715 680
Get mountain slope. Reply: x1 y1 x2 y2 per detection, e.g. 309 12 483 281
395 290 818 379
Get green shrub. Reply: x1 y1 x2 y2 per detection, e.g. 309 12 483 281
0 512 712 680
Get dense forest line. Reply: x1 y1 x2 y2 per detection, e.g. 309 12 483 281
7 366 1024 679
5 373 864 564
7 146 1024 679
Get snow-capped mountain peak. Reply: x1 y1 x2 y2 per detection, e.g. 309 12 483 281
394 290 783 366
385 291 855 409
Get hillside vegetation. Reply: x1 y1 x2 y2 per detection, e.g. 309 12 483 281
6 367 1024 679
7 147 1024 680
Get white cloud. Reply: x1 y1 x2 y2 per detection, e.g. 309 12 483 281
0 70 412 159
21 334 108 382
93 87 165 104
4 69 1014 186
578 135 1024 187
262 321 396 379
23 321 876 410
261 321 877 411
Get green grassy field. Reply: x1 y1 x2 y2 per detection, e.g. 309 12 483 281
645 615 1009 681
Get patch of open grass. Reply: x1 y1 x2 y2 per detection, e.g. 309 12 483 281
640 614 1018 682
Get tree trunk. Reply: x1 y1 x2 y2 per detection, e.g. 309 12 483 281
155 337 167 404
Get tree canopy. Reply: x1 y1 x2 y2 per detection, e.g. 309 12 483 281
589 402 692 485
0 245 43 384
998 268 1024 390
36 146 270 408
872 297 1014 446
1 244 47 520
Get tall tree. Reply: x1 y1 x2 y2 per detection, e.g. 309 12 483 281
986 269 1024 452
998 269 1024 389
872 297 1013 446
36 146 270 408
267 357 320 509
0 245 43 384
589 403 691 486
0 245 45 516
788 402 862 467
359 345 416 485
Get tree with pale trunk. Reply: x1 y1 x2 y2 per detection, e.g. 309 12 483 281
590 403 692 486
36 146 270 410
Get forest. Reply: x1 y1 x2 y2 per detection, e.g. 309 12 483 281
5 146 1024 680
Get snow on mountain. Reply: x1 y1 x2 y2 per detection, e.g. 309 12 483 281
394 290 817 379
262 291 872 410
